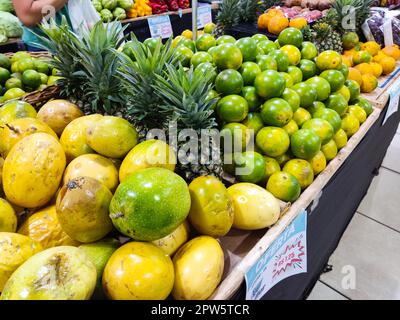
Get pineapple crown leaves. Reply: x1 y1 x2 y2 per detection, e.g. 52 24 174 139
332 0 373 31
215 0 242 29
153 64 218 132
116 35 178 129
239 0 259 23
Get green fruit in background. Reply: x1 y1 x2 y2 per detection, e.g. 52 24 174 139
254 70 285 99
11 62 19 74
320 69 345 92
144 38 161 53
325 93 348 116
5 78 22 90
281 87 300 112
11 52 31 64
287 66 303 84
278 27 303 48
79 238 120 300
196 62 217 82
17 59 35 73
110 168 191 241
305 76 331 102
256 127 290 157
22 70 41 88
252 34 269 43
267 171 301 202
302 118 334 145
0 67 10 85
240 62 261 85
196 34 217 52
0 54 11 70
313 108 342 133
242 112 264 135
260 98 293 127
268 50 289 72
301 42 318 60
256 55 277 71
102 0 118 10
217 94 249 122
10 72 22 79
337 63 349 78
242 86 262 111
177 37 196 51
212 43 243 70
3 88 25 101
206 89 219 109
292 82 317 108
203 22 216 34
1 246 97 300
290 128 321 159
235 151 267 184
345 79 361 102
175 46 193 67
39 72 48 85
190 52 213 68
216 35 236 45
236 37 258 62
298 59 317 80
342 32 359 50
257 40 277 55
34 60 50 75
215 69 243 95
354 97 373 116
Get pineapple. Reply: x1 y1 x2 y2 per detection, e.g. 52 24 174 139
153 64 223 182
240 0 259 23
37 19 125 115
332 0 373 33
213 0 241 38
312 22 343 53
117 35 178 138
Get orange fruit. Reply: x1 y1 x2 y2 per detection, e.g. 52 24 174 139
352 50 372 65
289 17 307 29
347 67 363 86
280 45 301 66
370 62 383 77
268 16 289 35
316 50 342 70
257 13 270 29
360 74 378 93
354 62 374 75
361 41 381 56
380 56 396 75
181 29 193 40
373 51 388 63
382 45 400 60
341 55 353 67
343 48 357 56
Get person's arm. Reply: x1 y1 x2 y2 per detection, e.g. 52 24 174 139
12 0 68 27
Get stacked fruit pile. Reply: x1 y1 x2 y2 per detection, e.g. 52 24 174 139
172 26 373 202
0 52 57 103
342 32 400 93
92 0 136 21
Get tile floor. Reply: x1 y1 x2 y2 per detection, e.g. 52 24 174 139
308 124 400 300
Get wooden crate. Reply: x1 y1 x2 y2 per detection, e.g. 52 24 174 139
210 106 382 300
361 61 400 109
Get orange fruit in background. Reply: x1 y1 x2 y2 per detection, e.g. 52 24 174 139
360 74 378 93
289 17 307 29
342 55 353 67
380 56 396 75
354 62 374 75
348 67 363 86
257 13 270 29
382 45 400 60
268 16 289 35
343 48 357 56
181 29 193 40
361 41 381 56
370 62 383 77
352 50 372 65
373 51 388 62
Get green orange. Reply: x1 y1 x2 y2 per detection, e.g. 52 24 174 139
175 46 194 67
234 151 266 183
254 70 285 99
333 128 348 149
266 171 301 202
321 139 338 161
278 27 303 48
264 157 281 180
274 152 292 167
290 128 321 160
242 112 264 135
308 101 325 115
217 94 248 122
283 159 314 190
337 63 349 79
305 76 331 102
293 107 311 127
256 55 277 71
256 127 290 157
292 82 317 108
215 69 243 95
213 44 243 70
22 70 41 88
301 41 317 60
252 34 269 43
298 59 317 80
341 113 360 137
342 32 359 50
348 105 367 124
260 98 293 127
325 93 348 116
302 118 334 145
216 35 236 45
309 150 326 175
196 34 217 51
282 88 300 112
3 88 25 101
287 66 303 84
236 37 258 62
313 108 342 133
315 50 342 70
221 123 250 151
345 79 361 103
268 50 289 72
257 40 277 54
242 86 262 111
240 62 261 85
280 45 301 66
283 119 299 136
196 62 217 82
320 69 345 92
280 72 293 87
335 85 351 103
191 52 213 68
354 97 373 116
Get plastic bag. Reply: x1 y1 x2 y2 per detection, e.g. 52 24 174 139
68 0 101 35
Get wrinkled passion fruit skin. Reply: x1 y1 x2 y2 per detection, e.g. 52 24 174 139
56 177 113 243
1 246 97 300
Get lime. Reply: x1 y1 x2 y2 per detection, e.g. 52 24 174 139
242 86 262 111
299 59 317 80
260 98 293 127
287 66 303 84
313 108 342 133
302 118 334 145
215 69 243 95
234 151 267 184
236 37 258 62
301 42 317 60
258 40 277 55
217 95 249 122
22 70 42 88
292 82 317 108
190 52 213 68
320 69 345 92
268 50 289 72
254 70 285 99
267 171 301 202
325 93 348 116
256 55 277 71
216 35 236 45
196 34 217 52
0 67 10 84
290 128 321 160
212 43 243 70
282 88 300 112
242 112 264 135
278 27 303 48
305 76 331 102
256 127 290 157
0 53 11 70
5 77 22 90
240 62 261 86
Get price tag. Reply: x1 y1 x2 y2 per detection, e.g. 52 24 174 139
147 15 173 39
197 4 212 29
245 210 308 300
382 79 400 125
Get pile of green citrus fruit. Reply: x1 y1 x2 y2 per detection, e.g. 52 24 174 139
0 52 59 104
173 27 373 203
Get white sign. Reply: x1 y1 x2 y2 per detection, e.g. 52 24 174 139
383 78 400 125
245 210 307 300
197 4 212 29
148 15 173 39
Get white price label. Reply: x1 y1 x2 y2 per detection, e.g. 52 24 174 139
148 15 173 39
197 5 212 29
245 210 308 300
